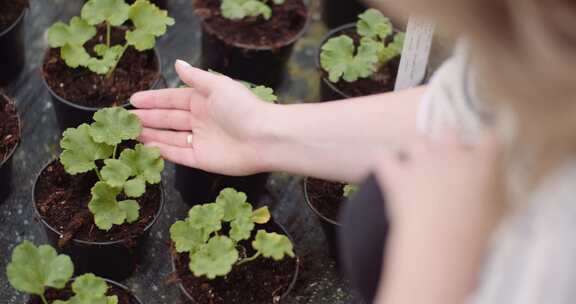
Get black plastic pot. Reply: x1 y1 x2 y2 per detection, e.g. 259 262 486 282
30 278 145 304
175 165 269 206
0 93 21 202
41 48 165 131
321 0 366 29
0 6 27 86
32 159 165 281
172 219 300 303
303 177 342 266
199 9 310 88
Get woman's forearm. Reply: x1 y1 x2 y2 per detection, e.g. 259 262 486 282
258 86 426 182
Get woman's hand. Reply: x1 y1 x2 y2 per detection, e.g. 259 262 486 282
130 60 274 176
375 131 504 304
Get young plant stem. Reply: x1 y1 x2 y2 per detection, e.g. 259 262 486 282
105 44 128 79
40 294 49 304
237 252 261 266
113 144 118 159
94 168 103 181
106 23 111 48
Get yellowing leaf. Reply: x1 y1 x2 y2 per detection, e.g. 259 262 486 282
251 206 270 224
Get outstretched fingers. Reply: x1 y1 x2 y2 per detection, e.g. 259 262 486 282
130 88 204 110
131 109 192 131
144 141 197 168
175 59 224 96
139 128 193 148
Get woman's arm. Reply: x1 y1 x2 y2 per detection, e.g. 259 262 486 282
131 60 424 182
372 133 504 304
260 86 425 182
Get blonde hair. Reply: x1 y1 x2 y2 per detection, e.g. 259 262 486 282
382 0 576 181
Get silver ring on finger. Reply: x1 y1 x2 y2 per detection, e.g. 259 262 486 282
186 133 194 146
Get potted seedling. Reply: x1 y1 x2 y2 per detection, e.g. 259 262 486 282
7 241 145 304
87 0 169 9
33 107 165 280
43 0 174 130
321 0 366 29
194 0 309 88
304 178 358 264
170 188 299 303
317 9 405 101
0 92 21 201
0 0 28 85
175 75 277 205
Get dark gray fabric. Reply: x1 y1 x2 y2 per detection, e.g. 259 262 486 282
339 175 389 303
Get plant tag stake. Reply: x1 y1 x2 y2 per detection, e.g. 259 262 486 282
394 17 435 91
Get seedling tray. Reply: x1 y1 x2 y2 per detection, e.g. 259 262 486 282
0 0 363 303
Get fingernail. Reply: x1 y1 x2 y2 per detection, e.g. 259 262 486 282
130 92 144 105
175 59 192 69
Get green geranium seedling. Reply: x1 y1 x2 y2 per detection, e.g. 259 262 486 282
6 241 116 304
221 0 285 21
320 8 405 83
47 0 174 76
60 107 164 231
170 188 295 279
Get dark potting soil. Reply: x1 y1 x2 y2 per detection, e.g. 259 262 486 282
34 161 161 245
194 0 307 48
0 0 27 32
306 178 345 223
28 281 139 304
321 29 400 98
0 94 20 163
173 221 298 304
42 26 159 108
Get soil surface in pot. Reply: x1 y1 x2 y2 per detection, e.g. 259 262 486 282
43 26 158 108
34 161 161 245
194 0 307 48
0 94 20 163
0 0 27 32
173 221 298 304
29 282 139 304
306 178 346 223
321 29 400 98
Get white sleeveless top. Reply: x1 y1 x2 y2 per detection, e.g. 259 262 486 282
418 46 576 304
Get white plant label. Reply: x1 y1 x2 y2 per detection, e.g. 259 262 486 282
394 17 435 91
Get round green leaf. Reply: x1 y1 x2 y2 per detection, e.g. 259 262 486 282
189 236 239 279
187 203 224 234
119 144 164 184
252 230 295 260
60 124 114 175
90 107 142 145
6 241 74 296
81 0 130 26
169 220 208 253
215 188 252 222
